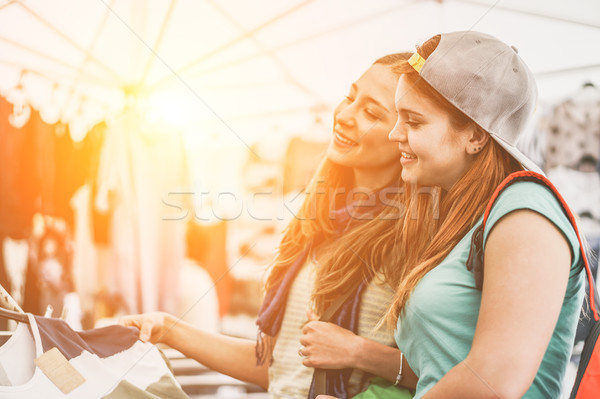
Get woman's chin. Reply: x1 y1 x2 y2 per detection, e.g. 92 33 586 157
326 145 354 166
400 170 416 185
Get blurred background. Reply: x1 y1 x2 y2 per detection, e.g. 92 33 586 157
0 0 599 397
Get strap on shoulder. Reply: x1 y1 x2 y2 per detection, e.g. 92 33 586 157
466 171 598 321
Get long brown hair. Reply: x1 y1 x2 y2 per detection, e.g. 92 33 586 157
265 53 411 315
386 36 523 323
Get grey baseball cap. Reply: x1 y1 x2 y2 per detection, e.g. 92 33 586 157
408 31 543 174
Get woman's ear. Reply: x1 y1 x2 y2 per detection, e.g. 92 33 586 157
466 126 490 155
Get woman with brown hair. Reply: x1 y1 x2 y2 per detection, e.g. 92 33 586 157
119 53 418 398
320 31 584 399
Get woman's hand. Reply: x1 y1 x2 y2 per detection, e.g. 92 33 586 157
316 396 338 399
299 310 361 369
300 310 417 388
118 312 175 344
122 313 269 389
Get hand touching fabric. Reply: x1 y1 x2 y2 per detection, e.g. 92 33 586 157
118 312 176 344
119 312 270 388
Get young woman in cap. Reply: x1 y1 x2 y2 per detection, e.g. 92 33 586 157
389 32 584 398
320 31 585 399
119 53 419 398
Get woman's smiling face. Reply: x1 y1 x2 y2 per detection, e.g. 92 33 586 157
388 75 475 190
326 64 401 183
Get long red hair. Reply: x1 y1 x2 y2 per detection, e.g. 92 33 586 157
386 36 523 323
265 53 412 315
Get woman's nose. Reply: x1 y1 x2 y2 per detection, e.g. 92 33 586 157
389 119 406 142
335 104 356 129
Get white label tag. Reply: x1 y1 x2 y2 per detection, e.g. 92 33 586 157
35 347 85 394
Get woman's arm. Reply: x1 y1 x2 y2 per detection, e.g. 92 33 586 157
119 312 270 389
424 209 571 399
300 313 418 390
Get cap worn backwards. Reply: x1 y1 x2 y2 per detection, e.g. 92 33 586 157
408 31 543 174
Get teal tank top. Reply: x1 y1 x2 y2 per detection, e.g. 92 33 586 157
394 181 585 398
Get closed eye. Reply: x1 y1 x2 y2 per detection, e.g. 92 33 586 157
365 109 382 120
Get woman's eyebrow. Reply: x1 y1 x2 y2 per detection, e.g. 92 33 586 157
398 107 425 118
352 83 386 110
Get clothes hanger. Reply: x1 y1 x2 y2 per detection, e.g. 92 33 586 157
0 307 29 324
0 284 29 324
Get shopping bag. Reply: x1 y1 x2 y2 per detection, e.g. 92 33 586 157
353 377 413 399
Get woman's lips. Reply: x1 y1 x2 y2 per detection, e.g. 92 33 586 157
400 151 417 165
333 126 358 148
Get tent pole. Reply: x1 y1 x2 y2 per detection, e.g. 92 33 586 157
139 0 178 87
0 0 19 11
0 59 117 88
149 0 317 91
206 0 324 104
149 0 424 92
450 0 600 30
17 2 125 84
0 36 90 76
63 0 117 119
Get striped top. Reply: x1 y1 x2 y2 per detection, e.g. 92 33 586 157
268 259 396 399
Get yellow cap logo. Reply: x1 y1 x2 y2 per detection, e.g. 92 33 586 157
408 53 425 73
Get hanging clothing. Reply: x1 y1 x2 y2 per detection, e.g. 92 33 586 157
47 123 79 225
547 166 600 222
0 97 39 239
0 314 188 398
95 111 188 314
1 238 28 309
542 85 600 170
34 113 91 227
79 122 109 245
22 217 75 317
0 97 41 329
67 122 108 325
69 184 99 324
0 96 91 237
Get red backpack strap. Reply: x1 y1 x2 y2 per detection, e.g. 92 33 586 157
466 170 598 321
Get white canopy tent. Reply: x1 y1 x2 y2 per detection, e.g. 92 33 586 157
0 0 599 146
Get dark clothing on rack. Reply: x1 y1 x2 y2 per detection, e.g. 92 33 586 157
0 96 101 235
0 97 39 239
1 95 106 321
